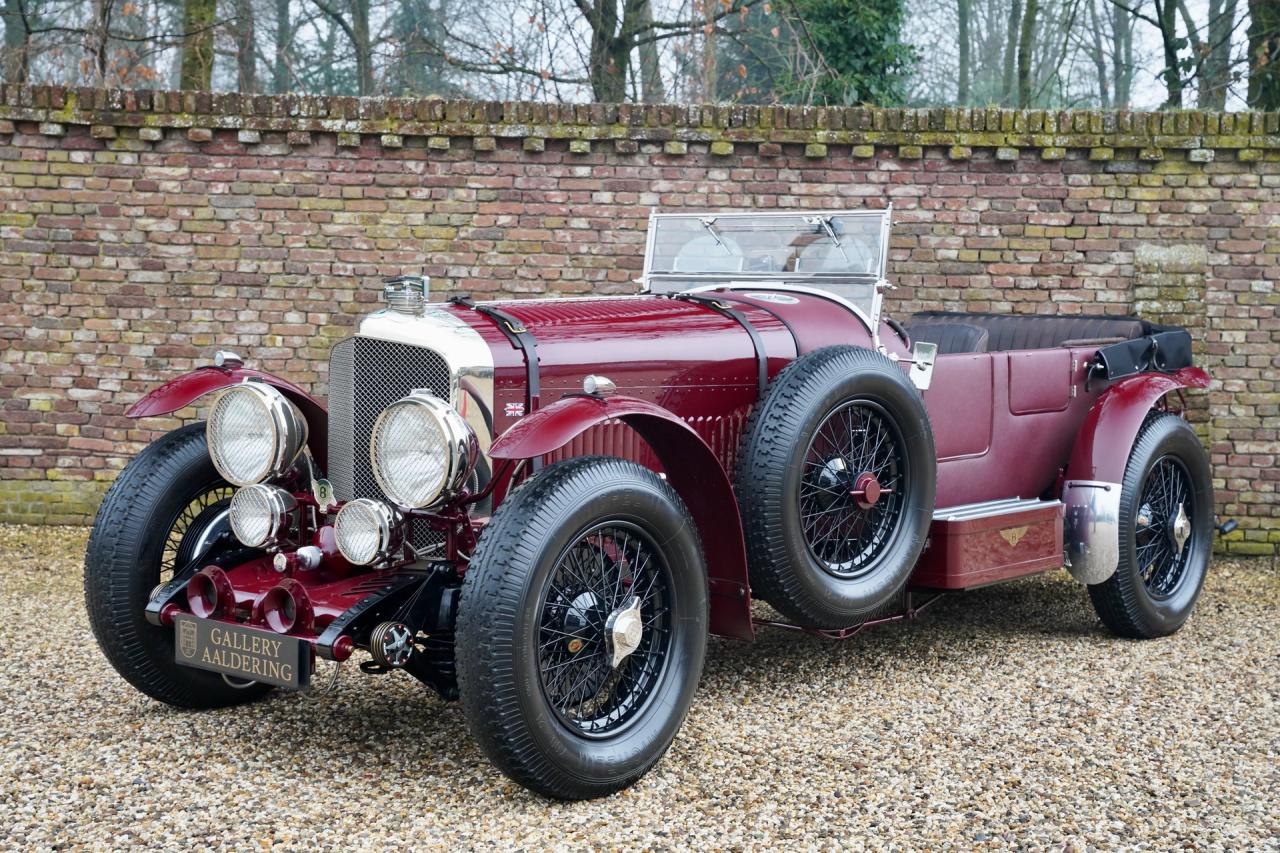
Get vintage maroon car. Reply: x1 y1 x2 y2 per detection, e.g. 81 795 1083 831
86 210 1218 799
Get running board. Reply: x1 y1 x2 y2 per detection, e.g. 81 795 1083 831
911 498 1064 590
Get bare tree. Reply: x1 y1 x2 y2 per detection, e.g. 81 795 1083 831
179 0 215 89
1016 0 1037 104
1001 0 1021 101
1083 0 1110 105
234 0 257 92
1199 0 1238 109
958 0 971 101
272 0 293 91
635 0 664 100
1110 0 1133 104
310 0 375 95
1 0 32 82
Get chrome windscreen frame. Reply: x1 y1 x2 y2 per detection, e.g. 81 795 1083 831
640 207 893 334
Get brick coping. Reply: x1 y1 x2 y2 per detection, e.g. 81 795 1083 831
1 84 1278 158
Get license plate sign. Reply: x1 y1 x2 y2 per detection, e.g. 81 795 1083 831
174 614 310 690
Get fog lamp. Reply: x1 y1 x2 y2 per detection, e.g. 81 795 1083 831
334 498 403 566
229 484 296 549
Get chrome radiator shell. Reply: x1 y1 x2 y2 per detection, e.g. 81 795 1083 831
326 308 495 544
327 336 452 503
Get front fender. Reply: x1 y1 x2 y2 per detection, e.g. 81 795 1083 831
1062 366 1209 584
490 395 754 641
125 365 328 464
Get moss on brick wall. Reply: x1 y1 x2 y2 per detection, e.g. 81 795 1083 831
0 85 1276 554
1 84 1278 158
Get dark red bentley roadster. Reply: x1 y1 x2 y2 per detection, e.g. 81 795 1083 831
86 210 1217 799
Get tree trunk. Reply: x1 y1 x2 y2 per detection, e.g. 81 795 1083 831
1200 0 1237 109
1 0 30 83
1002 0 1022 104
958 0 971 103
1016 0 1038 107
1156 0 1183 107
273 0 291 92
180 0 217 90
701 0 716 101
1086 0 1110 107
352 0 374 95
588 0 628 102
635 0 665 102
590 36 629 102
1111 0 1132 106
235 0 257 93
92 0 111 84
1248 0 1280 109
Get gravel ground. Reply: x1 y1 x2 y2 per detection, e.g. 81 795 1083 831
0 524 1277 851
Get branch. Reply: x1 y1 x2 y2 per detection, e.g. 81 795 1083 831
1102 0 1160 29
626 0 766 38
431 23 589 85
26 17 234 42
308 0 360 52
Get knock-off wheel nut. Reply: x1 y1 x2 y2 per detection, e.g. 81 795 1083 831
605 597 643 669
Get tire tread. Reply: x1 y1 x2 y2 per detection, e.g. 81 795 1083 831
735 346 935 627
1087 413 1212 639
456 456 706 799
84 423 269 708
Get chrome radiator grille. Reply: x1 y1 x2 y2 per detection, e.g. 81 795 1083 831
327 335 452 520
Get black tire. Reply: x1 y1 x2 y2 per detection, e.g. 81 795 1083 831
736 345 936 629
84 423 272 708
456 456 708 800
1088 413 1213 639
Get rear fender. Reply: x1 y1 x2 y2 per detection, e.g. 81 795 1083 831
1061 367 1209 584
489 395 754 641
125 365 328 464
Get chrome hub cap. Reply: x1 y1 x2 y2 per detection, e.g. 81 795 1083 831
1170 502 1191 555
605 597 643 669
537 522 673 737
1136 456 1195 599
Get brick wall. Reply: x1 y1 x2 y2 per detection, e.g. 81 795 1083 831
0 85 1276 554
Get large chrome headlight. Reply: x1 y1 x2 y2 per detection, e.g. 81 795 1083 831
228 484 296 549
206 382 308 487
370 390 479 509
334 498 402 566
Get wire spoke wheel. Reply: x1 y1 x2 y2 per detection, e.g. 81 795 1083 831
458 457 706 799
160 485 236 583
798 400 908 579
736 346 935 629
1135 455 1194 599
536 522 673 738
1088 413 1212 640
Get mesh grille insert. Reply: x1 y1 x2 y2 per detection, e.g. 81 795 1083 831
327 336 452 555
